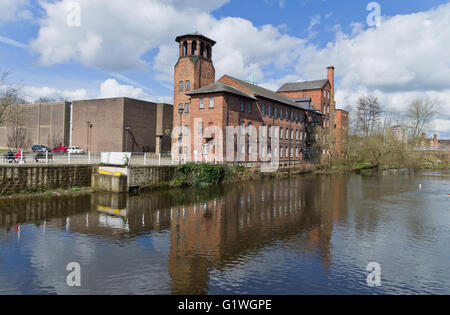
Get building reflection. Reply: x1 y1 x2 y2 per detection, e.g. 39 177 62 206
0 174 348 295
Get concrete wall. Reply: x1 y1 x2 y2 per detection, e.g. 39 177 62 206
0 165 92 194
72 97 173 153
0 102 71 150
72 98 125 153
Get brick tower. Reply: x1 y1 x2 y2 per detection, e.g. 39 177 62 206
173 33 216 156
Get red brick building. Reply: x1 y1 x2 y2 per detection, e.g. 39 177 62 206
277 66 349 154
173 33 329 163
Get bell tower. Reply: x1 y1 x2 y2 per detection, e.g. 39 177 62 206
173 33 216 143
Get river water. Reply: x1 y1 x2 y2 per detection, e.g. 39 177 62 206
0 169 449 295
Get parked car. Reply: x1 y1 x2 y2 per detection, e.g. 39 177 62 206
52 145 68 153
32 145 51 152
67 146 85 154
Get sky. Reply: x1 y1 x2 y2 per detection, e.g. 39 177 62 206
0 0 449 138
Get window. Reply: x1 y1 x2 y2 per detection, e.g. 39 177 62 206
178 103 183 112
198 122 204 134
184 125 189 136
274 107 278 119
248 103 252 113
248 123 253 136
296 113 299 123
296 130 299 140
280 128 283 139
291 111 294 121
240 101 245 112
296 148 299 158
185 103 189 113
279 109 283 120
280 147 284 158
300 132 303 141
240 121 245 135
200 98 204 109
286 110 289 120
262 104 266 116
209 97 214 108
328 91 330 99
185 80 190 91
268 105 272 117
291 129 294 140
179 81 183 91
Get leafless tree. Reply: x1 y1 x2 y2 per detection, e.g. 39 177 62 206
7 105 31 150
354 95 383 137
0 70 22 126
406 98 439 138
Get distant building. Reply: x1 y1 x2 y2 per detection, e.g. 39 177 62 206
0 98 173 153
419 133 441 149
0 101 71 150
72 97 173 153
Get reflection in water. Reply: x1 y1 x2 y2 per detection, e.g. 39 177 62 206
0 170 449 294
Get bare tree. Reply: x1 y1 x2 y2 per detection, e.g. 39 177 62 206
0 70 22 125
406 98 439 138
354 95 383 137
7 105 31 150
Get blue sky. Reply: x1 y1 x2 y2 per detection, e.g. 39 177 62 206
0 0 449 137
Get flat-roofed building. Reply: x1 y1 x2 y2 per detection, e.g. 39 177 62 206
0 101 71 150
72 97 173 153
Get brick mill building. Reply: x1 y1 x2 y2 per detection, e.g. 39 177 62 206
173 33 347 162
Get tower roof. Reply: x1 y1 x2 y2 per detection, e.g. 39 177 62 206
175 33 216 46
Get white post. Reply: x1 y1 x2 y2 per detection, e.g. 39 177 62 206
159 154 161 166
68 152 71 164
46 151 48 164
88 152 91 164
144 153 147 166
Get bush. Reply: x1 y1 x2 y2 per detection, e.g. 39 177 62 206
171 163 230 187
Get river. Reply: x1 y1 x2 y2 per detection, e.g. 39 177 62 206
0 169 449 295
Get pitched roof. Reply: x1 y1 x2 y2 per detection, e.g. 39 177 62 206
224 76 299 107
175 33 216 46
186 82 257 100
277 79 329 92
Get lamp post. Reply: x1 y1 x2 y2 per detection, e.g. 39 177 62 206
86 121 92 153
178 105 184 162
125 126 130 152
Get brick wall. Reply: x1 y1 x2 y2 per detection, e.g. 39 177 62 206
0 165 93 194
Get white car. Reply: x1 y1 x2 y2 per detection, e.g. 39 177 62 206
67 146 85 154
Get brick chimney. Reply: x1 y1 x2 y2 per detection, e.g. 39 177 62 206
327 66 335 90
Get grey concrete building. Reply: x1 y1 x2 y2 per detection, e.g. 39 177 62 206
72 97 173 153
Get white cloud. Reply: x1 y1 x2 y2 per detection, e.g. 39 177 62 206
23 86 88 102
98 78 151 100
0 0 31 23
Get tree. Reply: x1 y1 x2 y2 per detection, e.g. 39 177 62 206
0 70 22 125
406 98 438 138
354 95 383 137
7 105 31 150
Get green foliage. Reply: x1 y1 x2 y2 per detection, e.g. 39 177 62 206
171 163 247 188
71 186 80 191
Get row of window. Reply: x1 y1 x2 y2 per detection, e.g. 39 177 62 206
179 80 190 92
243 101 305 123
238 145 303 159
238 122 307 141
181 41 212 59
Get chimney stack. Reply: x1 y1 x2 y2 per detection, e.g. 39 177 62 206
327 66 335 90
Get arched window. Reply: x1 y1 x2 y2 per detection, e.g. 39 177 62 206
182 42 187 56
206 45 212 59
185 80 190 91
200 42 205 57
192 41 197 56
179 81 183 91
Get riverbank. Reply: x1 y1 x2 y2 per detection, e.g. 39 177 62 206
0 186 95 200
